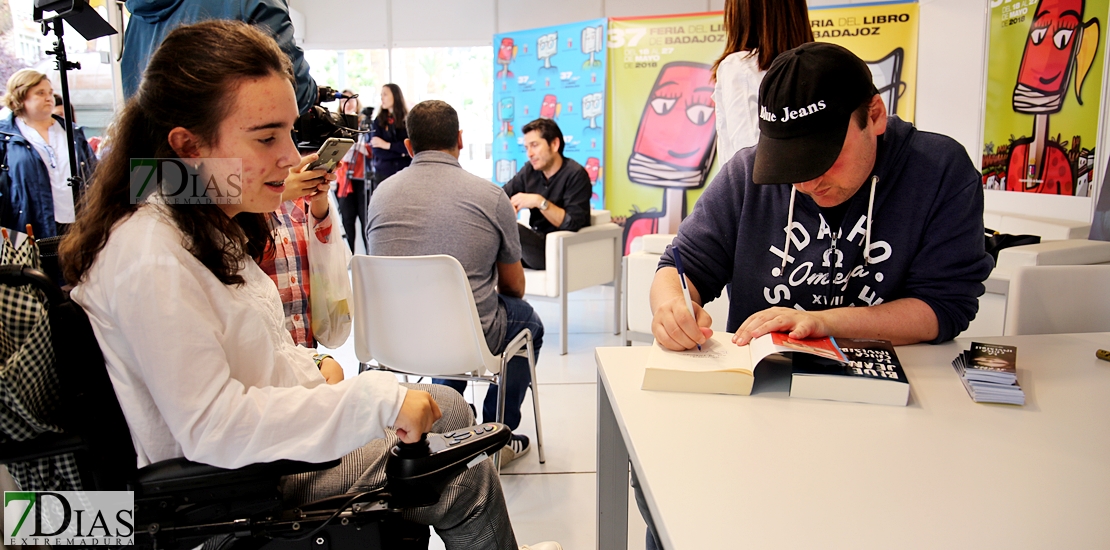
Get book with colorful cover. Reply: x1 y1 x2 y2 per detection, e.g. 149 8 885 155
790 338 911 406
960 342 1018 384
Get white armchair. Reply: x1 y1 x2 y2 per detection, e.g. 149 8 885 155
622 233 729 345
523 210 622 355
983 211 1091 240
961 210 1110 338
1004 264 1110 335
963 239 1110 337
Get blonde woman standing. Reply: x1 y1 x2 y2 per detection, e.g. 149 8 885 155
0 69 97 237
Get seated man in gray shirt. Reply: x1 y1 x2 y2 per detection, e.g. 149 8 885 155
366 100 543 465
503 118 593 269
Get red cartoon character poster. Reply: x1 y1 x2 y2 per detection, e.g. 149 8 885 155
982 0 1106 197
606 14 726 254
497 37 517 79
624 62 717 251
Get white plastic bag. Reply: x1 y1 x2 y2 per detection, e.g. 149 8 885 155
307 204 353 348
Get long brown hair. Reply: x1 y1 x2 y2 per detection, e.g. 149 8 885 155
60 20 294 286
711 0 813 79
374 83 408 130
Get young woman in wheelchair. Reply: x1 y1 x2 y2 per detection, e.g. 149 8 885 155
58 20 556 550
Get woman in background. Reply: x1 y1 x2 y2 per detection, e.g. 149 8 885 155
336 93 370 253
711 0 812 164
368 83 411 191
0 69 97 237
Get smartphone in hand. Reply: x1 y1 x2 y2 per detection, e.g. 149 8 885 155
306 138 355 173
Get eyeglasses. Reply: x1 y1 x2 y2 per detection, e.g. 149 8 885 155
43 144 57 169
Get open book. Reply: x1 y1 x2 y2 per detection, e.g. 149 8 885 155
642 332 847 396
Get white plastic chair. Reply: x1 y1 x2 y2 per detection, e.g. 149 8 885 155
1003 264 1110 335
351 254 546 466
522 210 622 355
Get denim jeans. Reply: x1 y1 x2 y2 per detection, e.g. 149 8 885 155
631 466 663 550
434 295 544 430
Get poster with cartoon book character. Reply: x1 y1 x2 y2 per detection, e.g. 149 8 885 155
606 6 921 255
982 0 1107 197
606 13 726 254
810 1 920 123
492 19 608 210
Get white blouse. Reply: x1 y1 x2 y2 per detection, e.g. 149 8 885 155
72 206 406 468
16 117 74 223
713 51 766 165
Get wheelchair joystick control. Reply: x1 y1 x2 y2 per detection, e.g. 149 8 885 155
387 423 512 483
394 433 431 458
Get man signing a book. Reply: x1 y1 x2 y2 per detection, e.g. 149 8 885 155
639 41 994 550
650 42 993 352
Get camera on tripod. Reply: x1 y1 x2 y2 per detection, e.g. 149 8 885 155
293 86 361 151
33 0 116 207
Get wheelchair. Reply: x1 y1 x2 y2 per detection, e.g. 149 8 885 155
0 265 510 549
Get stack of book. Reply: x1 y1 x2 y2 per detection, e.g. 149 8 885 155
642 332 910 406
951 342 1025 405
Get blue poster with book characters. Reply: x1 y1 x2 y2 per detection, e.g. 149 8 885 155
492 18 608 210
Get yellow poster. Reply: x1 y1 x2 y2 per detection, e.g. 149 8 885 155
605 13 726 254
809 1 919 122
604 5 920 254
981 0 1106 197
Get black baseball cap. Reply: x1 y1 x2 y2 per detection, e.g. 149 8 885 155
752 42 877 184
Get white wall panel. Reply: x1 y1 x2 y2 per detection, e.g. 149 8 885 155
289 0 389 49
915 0 987 165
603 0 712 19
289 7 305 46
498 0 602 34
392 0 496 46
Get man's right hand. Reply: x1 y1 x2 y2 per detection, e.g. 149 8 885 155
394 390 442 443
651 295 713 351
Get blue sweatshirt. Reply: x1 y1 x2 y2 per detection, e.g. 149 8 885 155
660 117 993 343
123 0 317 114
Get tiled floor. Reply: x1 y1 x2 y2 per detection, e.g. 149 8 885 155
323 283 649 549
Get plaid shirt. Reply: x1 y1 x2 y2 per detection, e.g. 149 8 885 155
259 198 334 348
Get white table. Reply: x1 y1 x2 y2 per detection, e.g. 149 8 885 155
596 333 1110 549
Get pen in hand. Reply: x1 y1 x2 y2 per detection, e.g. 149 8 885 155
672 244 701 351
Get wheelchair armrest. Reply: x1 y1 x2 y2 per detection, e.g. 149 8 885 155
384 424 510 509
387 424 510 483
137 457 341 496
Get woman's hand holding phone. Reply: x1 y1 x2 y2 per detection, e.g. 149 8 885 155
282 154 334 219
